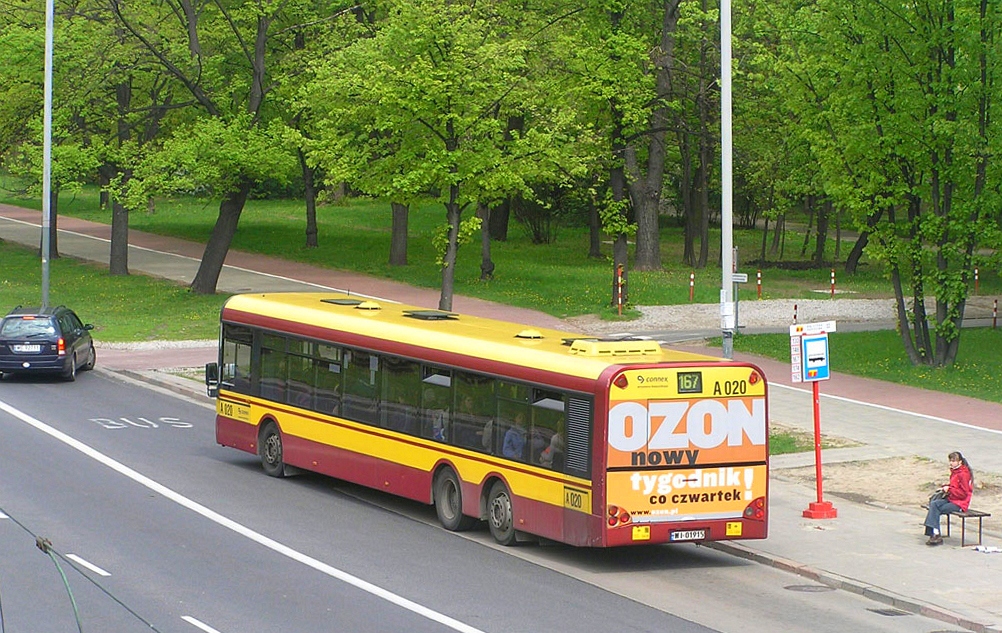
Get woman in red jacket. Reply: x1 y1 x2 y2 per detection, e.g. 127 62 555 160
924 451 973 546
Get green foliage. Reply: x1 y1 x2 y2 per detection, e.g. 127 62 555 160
433 215 482 268
728 329 1002 405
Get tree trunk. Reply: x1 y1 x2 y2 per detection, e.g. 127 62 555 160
488 199 510 241
439 193 461 312
478 202 494 280
588 193 602 258
389 201 408 266
812 198 830 266
845 206 883 274
299 149 319 249
98 165 113 210
190 179 252 294
109 199 129 275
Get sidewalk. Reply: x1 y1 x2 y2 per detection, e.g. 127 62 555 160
3 205 1001 632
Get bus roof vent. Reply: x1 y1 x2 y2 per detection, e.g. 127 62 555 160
515 329 543 339
568 339 662 357
321 298 363 306
355 301 382 311
403 309 457 321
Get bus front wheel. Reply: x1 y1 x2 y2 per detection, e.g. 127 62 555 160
260 423 285 478
434 469 476 532
487 481 516 545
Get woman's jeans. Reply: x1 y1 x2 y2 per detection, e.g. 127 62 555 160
924 498 962 536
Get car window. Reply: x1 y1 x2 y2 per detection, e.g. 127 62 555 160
0 318 57 338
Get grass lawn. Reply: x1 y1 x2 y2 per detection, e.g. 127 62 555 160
2 183 1001 404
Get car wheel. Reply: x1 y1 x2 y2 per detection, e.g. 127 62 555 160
83 345 96 371
259 423 286 478
63 354 77 382
487 481 517 546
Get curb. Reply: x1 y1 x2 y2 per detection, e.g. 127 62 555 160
708 541 1002 633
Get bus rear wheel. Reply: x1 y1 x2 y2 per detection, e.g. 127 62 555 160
487 481 516 546
434 469 476 531
259 423 285 478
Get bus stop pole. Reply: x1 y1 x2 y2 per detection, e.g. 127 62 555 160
803 380 837 518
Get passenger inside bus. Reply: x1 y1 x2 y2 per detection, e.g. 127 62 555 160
502 413 527 460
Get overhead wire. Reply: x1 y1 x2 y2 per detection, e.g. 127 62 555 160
0 503 164 633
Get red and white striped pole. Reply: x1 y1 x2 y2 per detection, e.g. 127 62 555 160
793 303 798 324
757 269 762 299
974 267 979 295
993 299 997 329
830 269 836 298
689 271 695 302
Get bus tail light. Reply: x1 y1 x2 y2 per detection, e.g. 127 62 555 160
743 497 766 521
613 374 629 389
606 505 631 526
57 337 66 356
748 370 760 385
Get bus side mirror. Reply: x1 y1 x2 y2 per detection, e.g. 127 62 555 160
205 362 219 398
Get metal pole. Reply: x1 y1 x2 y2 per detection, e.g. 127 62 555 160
720 0 734 359
41 0 55 308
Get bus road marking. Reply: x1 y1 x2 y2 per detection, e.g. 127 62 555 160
182 615 223 633
66 554 111 577
0 399 486 633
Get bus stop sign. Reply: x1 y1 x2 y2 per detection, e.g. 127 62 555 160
789 321 835 383
800 333 830 381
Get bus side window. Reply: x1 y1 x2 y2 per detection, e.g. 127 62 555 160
260 341 288 402
314 344 342 415
343 350 379 424
454 371 494 451
380 356 421 435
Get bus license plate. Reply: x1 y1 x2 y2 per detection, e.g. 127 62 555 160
13 344 41 353
670 530 705 542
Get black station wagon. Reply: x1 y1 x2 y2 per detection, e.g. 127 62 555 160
0 306 96 381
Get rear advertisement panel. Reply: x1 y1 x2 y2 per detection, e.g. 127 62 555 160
606 366 767 528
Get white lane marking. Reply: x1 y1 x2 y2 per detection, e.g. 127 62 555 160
182 615 223 633
0 215 393 301
0 399 485 633
0 511 8 519
771 382 1002 435
66 554 111 577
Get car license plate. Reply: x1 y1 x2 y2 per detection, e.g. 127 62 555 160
12 344 41 353
670 529 705 542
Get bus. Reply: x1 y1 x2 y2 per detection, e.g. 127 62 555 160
205 292 769 547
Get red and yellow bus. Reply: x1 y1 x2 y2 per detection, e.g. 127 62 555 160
205 292 768 547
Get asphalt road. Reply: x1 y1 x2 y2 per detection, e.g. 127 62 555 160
0 370 951 633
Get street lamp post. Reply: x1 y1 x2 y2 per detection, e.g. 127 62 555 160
41 0 55 308
720 0 734 359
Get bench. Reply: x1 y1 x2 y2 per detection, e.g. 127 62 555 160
944 509 991 547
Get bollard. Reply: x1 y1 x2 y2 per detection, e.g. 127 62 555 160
975 267 979 295
830 269 835 298
689 271 695 302
793 303 798 324
757 270 762 299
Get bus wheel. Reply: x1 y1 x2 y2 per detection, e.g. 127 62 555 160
259 423 285 478
434 469 476 532
487 481 516 546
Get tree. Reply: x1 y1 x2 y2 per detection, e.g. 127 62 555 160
766 0 1002 366
109 0 326 294
307 0 583 310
